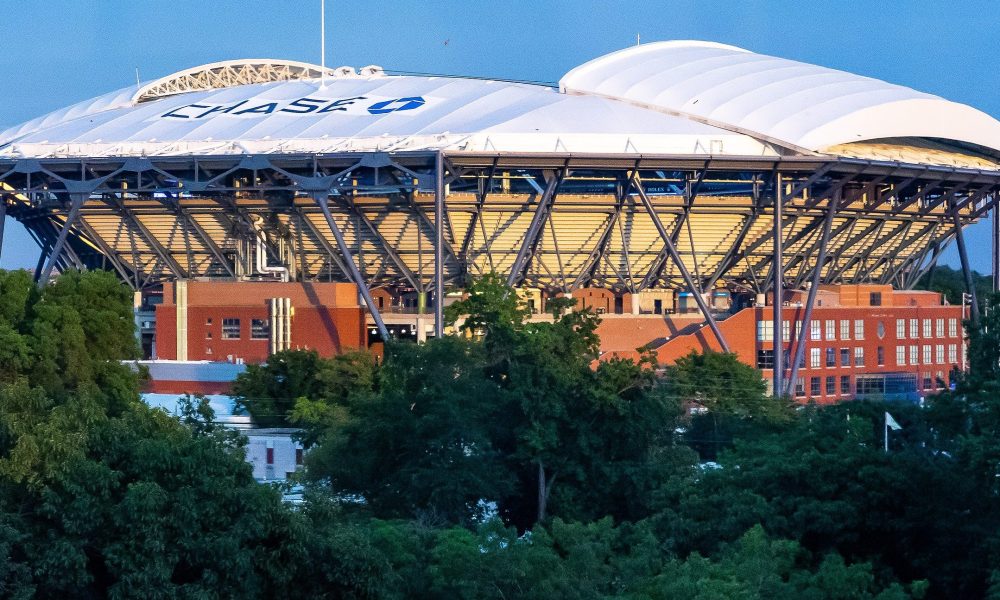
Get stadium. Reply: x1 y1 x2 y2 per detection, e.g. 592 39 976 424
1 40 999 400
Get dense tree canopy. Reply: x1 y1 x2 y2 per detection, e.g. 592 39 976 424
5 269 1000 597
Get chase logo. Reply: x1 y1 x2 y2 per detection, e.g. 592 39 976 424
160 95 428 120
367 97 425 114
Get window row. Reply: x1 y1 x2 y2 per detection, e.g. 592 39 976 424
894 344 959 366
759 319 864 342
896 318 958 340
213 318 270 340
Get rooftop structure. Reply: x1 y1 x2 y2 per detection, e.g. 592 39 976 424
1 41 998 394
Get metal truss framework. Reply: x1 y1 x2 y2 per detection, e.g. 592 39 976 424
1 151 998 342
133 60 337 104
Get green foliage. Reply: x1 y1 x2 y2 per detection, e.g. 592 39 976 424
2 269 998 597
913 264 990 308
664 350 789 460
302 336 513 525
232 348 376 427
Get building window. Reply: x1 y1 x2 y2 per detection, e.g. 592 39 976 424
810 377 821 397
854 347 864 367
206 331 212 339
922 319 932 338
897 319 906 339
909 345 919 365
922 372 932 390
910 319 919 339
222 318 241 339
896 346 906 366
870 292 882 306
295 448 304 466
854 320 864 340
810 347 821 368
782 320 790 342
826 348 836 367
795 377 805 397
825 376 836 395
922 345 932 365
840 348 850 367
840 320 850 340
206 318 213 325
877 321 885 339
757 320 773 341
251 318 270 340
877 346 885 366
948 344 958 364
825 320 836 341
756 350 774 369
810 320 821 341
841 375 851 395
936 371 945 389
935 344 944 364
266 447 274 465
949 318 958 338
935 318 944 338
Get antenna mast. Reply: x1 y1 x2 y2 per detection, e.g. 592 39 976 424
320 0 326 84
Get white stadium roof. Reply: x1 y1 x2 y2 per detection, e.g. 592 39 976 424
2 42 999 163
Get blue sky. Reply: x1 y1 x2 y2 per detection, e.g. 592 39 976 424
2 0 998 273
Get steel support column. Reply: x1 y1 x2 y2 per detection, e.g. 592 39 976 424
434 151 445 338
0 196 5 263
785 190 839 396
38 193 86 286
633 175 730 352
994 206 1000 293
772 173 784 395
507 172 561 287
315 192 390 342
950 200 980 325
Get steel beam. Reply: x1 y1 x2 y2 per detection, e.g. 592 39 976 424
0 196 6 263
175 209 237 279
507 171 562 287
315 193 390 341
341 199 420 290
434 152 445 338
38 193 86 285
995 206 1000 293
633 174 730 352
772 173 784 395
785 190 839 396
950 196 980 325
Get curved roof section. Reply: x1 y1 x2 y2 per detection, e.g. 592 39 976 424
133 59 340 103
0 69 774 158
560 40 1000 155
2 44 998 162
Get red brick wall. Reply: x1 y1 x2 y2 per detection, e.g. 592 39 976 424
154 281 366 363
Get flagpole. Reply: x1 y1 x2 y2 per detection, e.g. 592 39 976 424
884 413 889 453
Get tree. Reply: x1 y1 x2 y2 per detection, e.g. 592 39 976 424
663 350 790 460
232 349 376 428
653 401 991 598
300 337 513 525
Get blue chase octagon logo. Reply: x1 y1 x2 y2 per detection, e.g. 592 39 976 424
367 97 426 115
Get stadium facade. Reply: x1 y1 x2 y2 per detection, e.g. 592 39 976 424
1 41 998 398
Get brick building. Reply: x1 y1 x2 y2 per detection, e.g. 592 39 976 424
154 281 367 363
596 284 966 403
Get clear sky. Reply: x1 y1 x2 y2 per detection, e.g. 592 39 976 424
2 0 998 273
